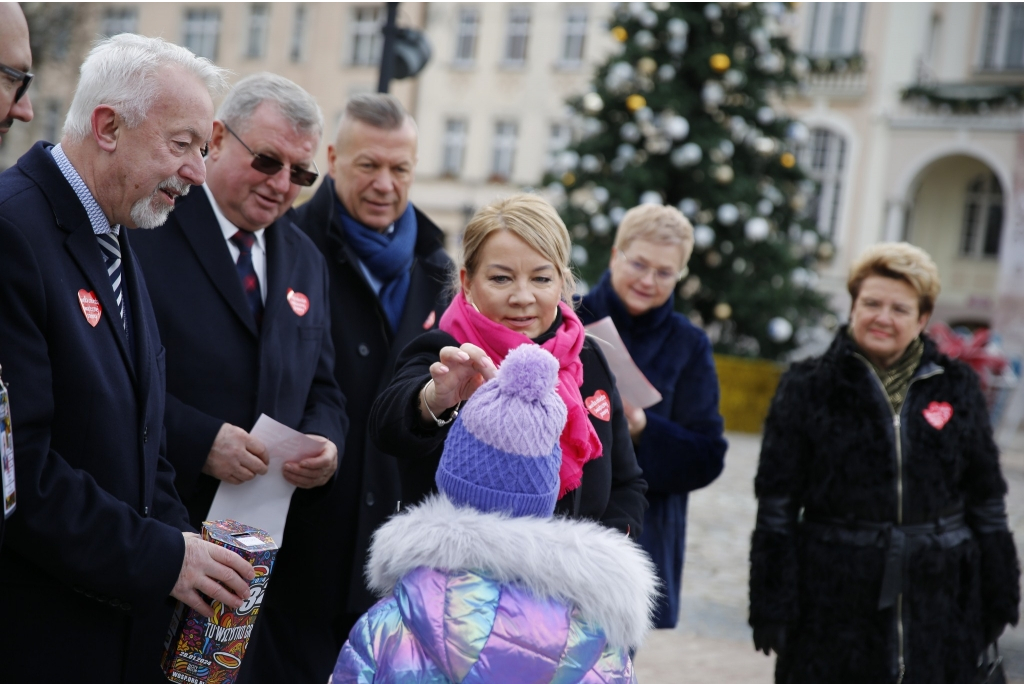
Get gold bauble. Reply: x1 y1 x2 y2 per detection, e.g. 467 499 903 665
637 57 658 75
561 172 576 187
714 302 732 319
709 53 731 73
780 152 796 168
612 26 628 42
626 94 647 112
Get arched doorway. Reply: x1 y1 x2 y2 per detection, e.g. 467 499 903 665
905 155 1005 326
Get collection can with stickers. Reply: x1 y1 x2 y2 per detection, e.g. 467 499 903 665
161 520 277 684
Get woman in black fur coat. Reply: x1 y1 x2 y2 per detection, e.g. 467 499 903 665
749 242 1020 683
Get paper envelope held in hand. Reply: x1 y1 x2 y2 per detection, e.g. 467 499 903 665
584 317 663 409
206 414 323 547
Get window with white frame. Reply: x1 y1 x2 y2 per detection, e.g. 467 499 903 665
183 9 221 61
980 3 1024 70
351 6 385 67
100 7 137 37
805 3 866 57
798 128 847 240
441 119 468 177
560 7 588 68
454 7 479 66
503 6 531 67
491 121 518 181
246 4 270 59
290 5 308 63
960 172 1003 258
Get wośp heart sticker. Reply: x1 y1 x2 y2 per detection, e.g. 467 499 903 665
922 401 953 430
286 288 309 316
78 289 102 327
584 390 611 422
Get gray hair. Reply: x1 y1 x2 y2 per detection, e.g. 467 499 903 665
64 34 229 143
336 93 411 139
218 72 324 141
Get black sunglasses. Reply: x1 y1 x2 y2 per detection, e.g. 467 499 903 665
0 62 33 104
223 123 319 187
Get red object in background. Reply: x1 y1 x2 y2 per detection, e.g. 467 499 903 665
928 322 1008 393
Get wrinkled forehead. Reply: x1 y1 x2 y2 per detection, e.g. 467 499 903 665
341 118 417 160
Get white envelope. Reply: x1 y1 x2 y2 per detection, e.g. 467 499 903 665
584 317 664 410
206 414 323 547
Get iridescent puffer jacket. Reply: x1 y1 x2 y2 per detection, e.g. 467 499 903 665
331 495 659 684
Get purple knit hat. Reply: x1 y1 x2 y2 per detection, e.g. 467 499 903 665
435 344 567 518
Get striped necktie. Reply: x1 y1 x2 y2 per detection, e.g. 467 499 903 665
96 232 127 334
230 230 264 329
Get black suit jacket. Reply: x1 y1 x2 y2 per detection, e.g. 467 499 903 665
0 142 191 681
132 188 347 681
294 179 452 625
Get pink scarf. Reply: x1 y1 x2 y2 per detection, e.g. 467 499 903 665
440 292 603 498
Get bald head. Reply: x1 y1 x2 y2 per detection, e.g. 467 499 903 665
0 2 34 144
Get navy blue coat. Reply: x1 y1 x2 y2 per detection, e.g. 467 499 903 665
132 188 347 681
580 271 726 629
0 142 191 681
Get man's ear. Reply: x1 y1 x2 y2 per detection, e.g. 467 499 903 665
326 144 337 170
609 246 619 270
206 120 227 161
91 105 119 153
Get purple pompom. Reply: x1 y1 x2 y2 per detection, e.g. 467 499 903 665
497 344 560 403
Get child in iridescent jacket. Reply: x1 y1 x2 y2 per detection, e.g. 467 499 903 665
331 344 659 684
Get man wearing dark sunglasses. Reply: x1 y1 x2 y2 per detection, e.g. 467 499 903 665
0 3 34 146
132 72 347 683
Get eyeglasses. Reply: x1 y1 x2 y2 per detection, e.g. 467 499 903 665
618 251 684 286
223 123 319 187
0 62 33 104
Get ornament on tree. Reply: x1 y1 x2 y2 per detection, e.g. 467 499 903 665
639 190 663 205
561 172 576 187
639 9 659 28
670 142 702 167
786 121 810 143
592 186 610 204
756 51 784 74
800 230 819 250
590 214 612 235
704 4 723 20
678 198 699 217
694 225 715 249
733 258 748 274
608 207 626 225
817 242 835 260
626 94 647 111
714 302 732 319
637 57 658 76
634 30 657 50
611 26 628 42
634 106 655 122
620 122 641 143
709 53 731 73
756 106 776 125
667 17 689 37
616 143 637 161
582 93 604 114
756 199 774 216
605 62 635 92
580 154 602 173
702 81 725 108
663 115 690 140
753 137 777 155
667 36 688 56
780 152 796 168
720 240 734 254
768 317 794 342
717 203 739 225
713 165 735 184
791 267 811 288
571 244 589 265
745 217 770 241
706 251 722 267
724 69 746 89
658 64 677 81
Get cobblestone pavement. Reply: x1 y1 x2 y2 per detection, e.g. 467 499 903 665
633 431 1024 683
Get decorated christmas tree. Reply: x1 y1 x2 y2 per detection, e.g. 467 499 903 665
545 2 833 360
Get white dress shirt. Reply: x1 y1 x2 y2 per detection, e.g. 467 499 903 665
203 184 267 304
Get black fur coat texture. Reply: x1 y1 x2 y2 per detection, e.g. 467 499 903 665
749 329 1020 683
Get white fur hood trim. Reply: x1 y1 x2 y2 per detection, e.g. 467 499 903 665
366 494 659 650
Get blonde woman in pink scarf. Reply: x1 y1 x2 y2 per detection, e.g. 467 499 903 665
369 193 648 537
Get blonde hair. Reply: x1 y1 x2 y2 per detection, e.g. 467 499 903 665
847 242 941 314
458 194 577 304
614 204 695 270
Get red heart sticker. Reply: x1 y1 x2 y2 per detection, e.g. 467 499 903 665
922 401 953 430
286 289 309 317
77 289 102 327
585 390 611 422
422 310 436 330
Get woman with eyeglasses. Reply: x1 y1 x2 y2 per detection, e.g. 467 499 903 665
369 193 648 539
578 203 727 630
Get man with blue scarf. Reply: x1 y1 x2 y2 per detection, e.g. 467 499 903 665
294 93 452 662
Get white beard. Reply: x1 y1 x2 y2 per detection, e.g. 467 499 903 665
130 178 191 229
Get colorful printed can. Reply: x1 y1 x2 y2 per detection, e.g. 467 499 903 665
161 520 278 684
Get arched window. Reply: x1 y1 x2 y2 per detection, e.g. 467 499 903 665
798 128 847 240
959 172 1003 258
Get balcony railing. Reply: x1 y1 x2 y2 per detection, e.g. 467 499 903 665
798 53 868 100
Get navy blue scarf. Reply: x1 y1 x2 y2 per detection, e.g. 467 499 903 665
334 181 417 332
580 270 676 375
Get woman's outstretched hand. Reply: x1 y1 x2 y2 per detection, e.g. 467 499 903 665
420 343 498 423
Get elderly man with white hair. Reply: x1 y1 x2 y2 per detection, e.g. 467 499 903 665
0 34 255 680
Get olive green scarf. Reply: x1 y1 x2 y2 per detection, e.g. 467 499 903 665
850 331 925 413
